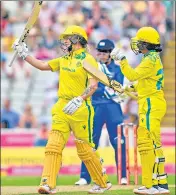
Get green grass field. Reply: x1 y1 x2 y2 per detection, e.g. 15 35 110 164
1 175 175 195
2 175 175 186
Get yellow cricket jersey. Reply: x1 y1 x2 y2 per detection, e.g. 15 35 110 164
48 48 98 100
120 51 165 99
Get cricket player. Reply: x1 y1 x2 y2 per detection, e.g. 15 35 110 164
110 27 170 195
12 25 112 194
75 39 128 186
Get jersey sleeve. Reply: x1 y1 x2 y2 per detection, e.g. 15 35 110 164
120 57 154 81
48 58 61 72
115 66 124 85
85 54 99 79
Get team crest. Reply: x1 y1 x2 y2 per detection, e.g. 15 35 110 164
76 61 82 67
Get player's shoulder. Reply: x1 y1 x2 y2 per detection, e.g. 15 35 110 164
143 52 160 64
110 61 121 71
60 54 70 60
85 52 96 60
85 53 97 65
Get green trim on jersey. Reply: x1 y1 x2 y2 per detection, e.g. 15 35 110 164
146 98 151 130
156 69 164 90
85 100 92 143
75 52 86 60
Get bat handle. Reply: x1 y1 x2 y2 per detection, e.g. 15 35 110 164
8 51 18 67
125 90 138 100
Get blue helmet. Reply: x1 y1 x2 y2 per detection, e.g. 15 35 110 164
96 39 115 52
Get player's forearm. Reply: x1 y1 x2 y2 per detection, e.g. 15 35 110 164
81 84 98 100
120 59 140 81
25 55 51 71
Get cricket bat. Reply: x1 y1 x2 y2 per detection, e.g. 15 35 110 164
83 61 138 100
9 1 43 67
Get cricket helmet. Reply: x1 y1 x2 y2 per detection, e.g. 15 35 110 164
96 39 115 52
59 25 88 42
130 27 162 54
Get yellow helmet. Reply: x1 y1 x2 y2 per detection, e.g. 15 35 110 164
59 25 88 41
131 27 162 54
134 27 160 44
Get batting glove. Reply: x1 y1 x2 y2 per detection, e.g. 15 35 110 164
63 96 84 115
110 48 126 61
12 39 29 60
112 92 128 104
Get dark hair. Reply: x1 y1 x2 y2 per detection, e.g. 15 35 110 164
146 43 162 52
138 41 162 52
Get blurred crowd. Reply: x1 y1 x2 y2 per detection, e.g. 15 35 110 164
1 1 175 138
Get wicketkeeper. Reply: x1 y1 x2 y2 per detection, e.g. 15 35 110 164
12 25 112 194
110 27 170 195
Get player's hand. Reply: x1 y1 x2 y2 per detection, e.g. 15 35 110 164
12 39 29 60
63 96 84 115
110 79 123 93
110 48 126 61
113 92 128 104
125 85 136 92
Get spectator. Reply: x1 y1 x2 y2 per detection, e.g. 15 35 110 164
122 2 142 37
19 104 37 128
1 99 19 128
1 3 10 37
148 1 166 31
38 2 53 29
58 2 84 27
35 43 54 60
40 28 58 50
1 52 7 77
12 57 31 79
34 121 49 146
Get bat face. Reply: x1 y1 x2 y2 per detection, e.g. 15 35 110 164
9 1 43 67
20 1 43 42
83 61 123 93
83 61 138 100
83 61 110 86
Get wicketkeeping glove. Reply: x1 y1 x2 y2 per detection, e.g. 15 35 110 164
12 39 29 60
63 96 84 115
110 48 126 61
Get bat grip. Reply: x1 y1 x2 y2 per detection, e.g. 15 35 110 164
124 90 138 100
8 51 18 67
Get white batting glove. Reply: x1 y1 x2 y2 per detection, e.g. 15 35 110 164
63 96 84 115
112 92 128 104
110 48 126 61
12 39 29 60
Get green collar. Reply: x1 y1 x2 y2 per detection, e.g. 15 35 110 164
144 50 156 57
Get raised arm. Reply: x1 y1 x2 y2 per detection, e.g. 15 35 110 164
12 40 51 71
25 55 51 71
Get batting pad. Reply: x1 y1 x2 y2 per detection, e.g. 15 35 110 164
153 147 168 185
40 130 65 189
137 127 155 188
75 139 108 188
